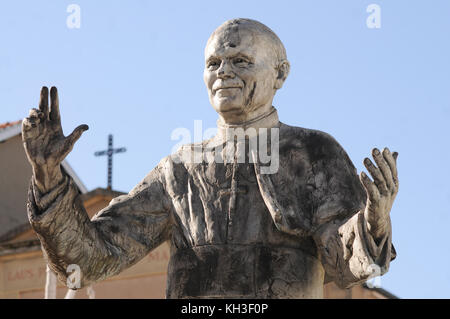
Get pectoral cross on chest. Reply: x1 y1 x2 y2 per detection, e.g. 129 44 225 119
217 161 250 242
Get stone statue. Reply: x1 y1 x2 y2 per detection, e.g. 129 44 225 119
22 18 398 298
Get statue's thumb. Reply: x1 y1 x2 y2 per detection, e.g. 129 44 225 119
67 124 89 146
61 124 89 159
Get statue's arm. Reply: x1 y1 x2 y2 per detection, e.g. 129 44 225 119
23 87 172 288
313 208 395 289
311 135 397 289
27 162 172 289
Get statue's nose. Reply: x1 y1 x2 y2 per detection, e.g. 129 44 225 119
217 61 235 79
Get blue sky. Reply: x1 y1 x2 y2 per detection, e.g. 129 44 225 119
1 0 450 298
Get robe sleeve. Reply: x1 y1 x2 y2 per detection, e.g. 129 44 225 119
310 132 396 289
27 159 173 289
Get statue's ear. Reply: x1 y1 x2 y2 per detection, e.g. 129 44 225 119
274 60 290 90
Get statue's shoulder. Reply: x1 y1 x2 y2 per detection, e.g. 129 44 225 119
279 122 345 160
162 138 216 169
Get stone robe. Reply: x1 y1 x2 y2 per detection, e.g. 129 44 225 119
27 109 395 298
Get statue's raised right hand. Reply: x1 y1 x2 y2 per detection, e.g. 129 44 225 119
22 87 88 193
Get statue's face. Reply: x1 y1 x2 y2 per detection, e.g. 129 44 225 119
204 27 278 122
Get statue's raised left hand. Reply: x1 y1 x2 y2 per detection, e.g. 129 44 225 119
359 148 399 240
22 87 88 194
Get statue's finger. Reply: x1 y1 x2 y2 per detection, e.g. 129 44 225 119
383 148 398 187
364 157 389 195
38 87 49 118
28 108 44 122
26 115 39 127
49 87 61 124
373 148 394 190
360 171 380 202
22 117 33 131
61 124 89 158
393 152 398 161
21 118 38 139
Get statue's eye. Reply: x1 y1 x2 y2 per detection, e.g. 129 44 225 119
207 61 220 69
233 57 249 67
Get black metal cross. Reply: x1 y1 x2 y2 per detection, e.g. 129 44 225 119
94 134 126 190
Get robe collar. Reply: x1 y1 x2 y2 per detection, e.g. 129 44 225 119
214 107 280 143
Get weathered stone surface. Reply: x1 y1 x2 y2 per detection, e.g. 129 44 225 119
22 18 398 298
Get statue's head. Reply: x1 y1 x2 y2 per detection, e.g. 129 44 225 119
204 18 290 124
